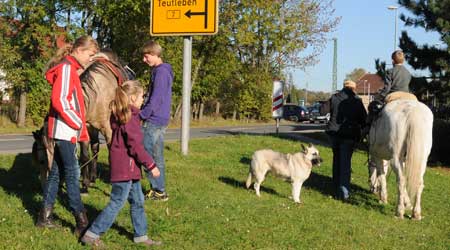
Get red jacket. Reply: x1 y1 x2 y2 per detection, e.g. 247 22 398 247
45 55 89 143
109 105 156 182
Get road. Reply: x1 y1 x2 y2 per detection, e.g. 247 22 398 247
0 123 326 154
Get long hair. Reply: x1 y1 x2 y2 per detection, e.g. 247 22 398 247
46 35 99 70
110 80 143 124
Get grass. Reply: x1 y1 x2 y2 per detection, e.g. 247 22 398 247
0 135 449 249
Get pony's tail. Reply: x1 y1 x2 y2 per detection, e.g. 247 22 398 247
405 106 433 202
246 156 256 189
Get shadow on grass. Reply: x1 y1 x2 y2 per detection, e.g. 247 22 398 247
218 176 279 196
0 153 134 240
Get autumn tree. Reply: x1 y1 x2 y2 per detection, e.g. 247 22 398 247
345 68 367 82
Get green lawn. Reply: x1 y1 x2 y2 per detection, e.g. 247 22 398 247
0 135 449 249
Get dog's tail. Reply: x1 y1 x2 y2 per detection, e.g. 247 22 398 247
246 157 255 189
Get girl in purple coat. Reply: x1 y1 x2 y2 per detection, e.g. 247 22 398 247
81 80 162 247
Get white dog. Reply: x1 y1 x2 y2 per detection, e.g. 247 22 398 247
246 144 322 203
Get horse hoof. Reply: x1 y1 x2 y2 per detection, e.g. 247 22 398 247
412 214 422 220
395 215 404 219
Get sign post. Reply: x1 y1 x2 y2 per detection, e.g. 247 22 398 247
272 80 284 134
150 0 218 155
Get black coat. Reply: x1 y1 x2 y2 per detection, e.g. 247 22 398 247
326 88 367 140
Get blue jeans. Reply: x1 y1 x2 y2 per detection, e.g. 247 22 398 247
43 139 84 213
329 135 355 199
142 122 166 193
87 180 148 239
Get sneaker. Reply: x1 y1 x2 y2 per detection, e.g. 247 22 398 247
81 234 105 248
137 238 162 246
145 190 169 201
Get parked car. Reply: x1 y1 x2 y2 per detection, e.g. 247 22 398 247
282 104 310 122
309 108 330 123
308 102 330 123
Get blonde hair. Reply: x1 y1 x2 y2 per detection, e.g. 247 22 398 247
391 50 405 64
141 40 162 57
110 80 143 124
344 80 356 90
46 35 99 70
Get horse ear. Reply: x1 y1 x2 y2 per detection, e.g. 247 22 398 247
301 144 307 153
308 143 313 148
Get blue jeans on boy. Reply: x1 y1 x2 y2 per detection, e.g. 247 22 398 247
86 180 148 240
142 121 166 193
329 135 355 200
43 139 84 213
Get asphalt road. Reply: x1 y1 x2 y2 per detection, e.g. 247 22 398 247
0 122 326 154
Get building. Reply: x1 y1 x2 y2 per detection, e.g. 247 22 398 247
355 73 384 109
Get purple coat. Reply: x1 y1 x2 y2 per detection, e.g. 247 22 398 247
109 105 156 182
140 63 173 126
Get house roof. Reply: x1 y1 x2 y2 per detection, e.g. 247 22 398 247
355 73 385 95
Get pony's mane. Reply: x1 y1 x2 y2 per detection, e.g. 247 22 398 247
80 55 126 110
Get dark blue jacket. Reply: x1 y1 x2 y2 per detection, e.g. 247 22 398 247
326 88 367 140
140 63 173 126
109 105 156 182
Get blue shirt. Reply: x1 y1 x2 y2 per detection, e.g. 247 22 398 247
140 63 173 126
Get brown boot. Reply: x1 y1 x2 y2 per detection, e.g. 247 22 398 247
36 206 56 228
73 210 89 237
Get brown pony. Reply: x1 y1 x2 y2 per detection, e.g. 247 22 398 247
32 50 131 192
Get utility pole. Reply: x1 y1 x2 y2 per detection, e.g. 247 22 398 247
305 81 308 106
332 38 338 93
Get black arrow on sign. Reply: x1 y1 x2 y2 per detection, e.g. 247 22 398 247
184 0 208 29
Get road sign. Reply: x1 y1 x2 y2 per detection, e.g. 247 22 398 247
150 0 219 36
272 80 284 118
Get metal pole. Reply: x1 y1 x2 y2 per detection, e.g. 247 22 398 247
181 36 192 155
276 118 280 135
394 8 398 50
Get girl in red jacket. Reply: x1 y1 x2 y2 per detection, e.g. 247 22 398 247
37 35 98 237
82 80 161 247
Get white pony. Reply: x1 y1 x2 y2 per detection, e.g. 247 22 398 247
368 99 433 220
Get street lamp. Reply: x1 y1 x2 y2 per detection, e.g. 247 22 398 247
388 5 399 51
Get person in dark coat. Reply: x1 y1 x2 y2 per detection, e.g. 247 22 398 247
326 80 367 201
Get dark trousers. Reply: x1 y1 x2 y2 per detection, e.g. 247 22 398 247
329 135 355 199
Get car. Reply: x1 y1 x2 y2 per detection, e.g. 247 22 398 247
282 104 310 122
308 107 330 123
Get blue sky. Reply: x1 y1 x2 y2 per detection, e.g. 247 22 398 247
292 0 443 92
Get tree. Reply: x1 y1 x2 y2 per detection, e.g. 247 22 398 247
345 68 366 81
398 0 450 104
0 1 58 126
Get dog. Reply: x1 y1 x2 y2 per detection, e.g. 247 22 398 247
245 143 322 203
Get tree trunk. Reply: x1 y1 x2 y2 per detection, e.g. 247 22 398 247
174 102 182 121
199 102 204 121
173 55 205 123
232 110 237 121
192 102 198 120
17 91 27 127
215 102 220 118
